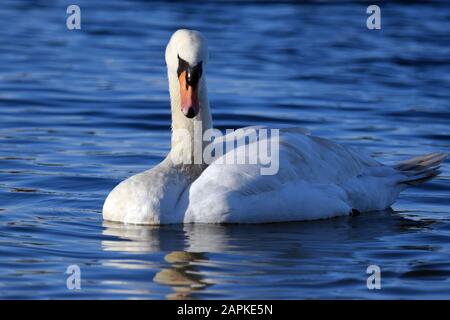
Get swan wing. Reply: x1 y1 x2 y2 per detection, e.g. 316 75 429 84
186 127 403 223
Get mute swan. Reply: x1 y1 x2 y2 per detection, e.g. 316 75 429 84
103 29 447 225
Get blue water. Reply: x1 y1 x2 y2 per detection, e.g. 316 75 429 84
0 0 449 299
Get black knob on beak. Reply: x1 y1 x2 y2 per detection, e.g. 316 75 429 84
186 63 202 88
186 70 195 87
177 55 203 89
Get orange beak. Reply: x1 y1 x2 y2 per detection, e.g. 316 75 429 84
179 70 199 118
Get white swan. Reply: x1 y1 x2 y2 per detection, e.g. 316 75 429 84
103 29 447 225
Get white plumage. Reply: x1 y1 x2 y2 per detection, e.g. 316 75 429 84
103 29 446 225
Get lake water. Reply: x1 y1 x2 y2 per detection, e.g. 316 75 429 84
0 0 449 299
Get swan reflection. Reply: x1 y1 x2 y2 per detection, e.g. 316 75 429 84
153 251 210 300
101 210 433 299
101 222 227 298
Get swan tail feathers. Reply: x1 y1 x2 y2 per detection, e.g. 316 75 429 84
394 152 447 186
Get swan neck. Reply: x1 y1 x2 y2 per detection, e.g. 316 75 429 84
168 72 212 169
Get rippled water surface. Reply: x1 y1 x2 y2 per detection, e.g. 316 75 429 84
0 0 449 299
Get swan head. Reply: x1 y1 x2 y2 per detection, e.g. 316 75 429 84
165 29 208 119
